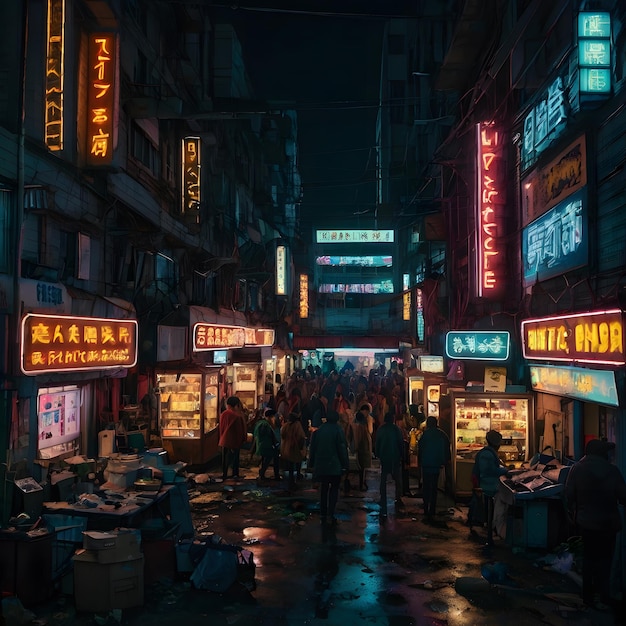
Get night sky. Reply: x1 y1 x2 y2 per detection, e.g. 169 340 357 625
210 1 420 239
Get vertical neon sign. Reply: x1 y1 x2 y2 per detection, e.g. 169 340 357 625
182 137 201 220
87 34 116 165
476 122 504 297
299 274 309 318
276 245 287 296
45 0 65 151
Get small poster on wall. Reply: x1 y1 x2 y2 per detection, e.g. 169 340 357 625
484 366 507 392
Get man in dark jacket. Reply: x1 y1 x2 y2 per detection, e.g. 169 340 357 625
375 411 405 518
417 416 451 522
565 439 626 609
308 409 349 525
472 430 508 546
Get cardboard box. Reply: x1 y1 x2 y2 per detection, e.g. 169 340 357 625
82 528 141 563
73 552 144 612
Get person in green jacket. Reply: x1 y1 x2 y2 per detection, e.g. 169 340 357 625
308 410 349 525
253 408 281 481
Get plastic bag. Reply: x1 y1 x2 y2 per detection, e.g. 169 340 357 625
190 543 238 592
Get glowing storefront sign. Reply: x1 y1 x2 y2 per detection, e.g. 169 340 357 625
578 12 611 95
522 309 625 366
299 274 309 319
193 324 245 351
87 33 116 165
530 365 618 407
45 0 65 151
402 273 410 321
276 245 287 296
476 122 505 297
522 188 587 285
445 331 510 361
21 314 138 374
316 230 394 243
245 328 275 347
182 137 201 218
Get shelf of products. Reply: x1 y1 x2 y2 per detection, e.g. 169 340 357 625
159 374 202 439
454 395 529 461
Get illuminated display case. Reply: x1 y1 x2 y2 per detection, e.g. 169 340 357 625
452 392 533 495
157 370 221 465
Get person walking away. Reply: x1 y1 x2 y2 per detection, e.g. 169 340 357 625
565 439 626 611
253 408 281 481
347 410 372 491
417 416 451 523
308 409 349 525
218 396 247 480
375 411 405 518
472 430 508 546
281 412 307 491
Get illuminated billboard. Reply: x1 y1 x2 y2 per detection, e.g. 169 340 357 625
445 331 510 361
522 188 588 285
45 0 65 151
316 230 394 243
315 255 392 267
21 314 137 374
182 137 201 218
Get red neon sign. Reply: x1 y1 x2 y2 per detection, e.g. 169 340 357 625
476 122 505 297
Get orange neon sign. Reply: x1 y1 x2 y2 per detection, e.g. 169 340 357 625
45 0 65 151
476 122 505 297
21 314 138 374
87 33 116 165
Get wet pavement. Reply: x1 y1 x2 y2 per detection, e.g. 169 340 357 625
4 459 623 626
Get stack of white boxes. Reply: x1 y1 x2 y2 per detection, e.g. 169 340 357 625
73 528 143 612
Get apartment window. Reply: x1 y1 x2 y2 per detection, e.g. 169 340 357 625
60 231 77 281
130 123 161 177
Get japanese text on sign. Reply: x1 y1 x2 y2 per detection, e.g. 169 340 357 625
21 314 137 374
87 34 116 165
182 137 201 217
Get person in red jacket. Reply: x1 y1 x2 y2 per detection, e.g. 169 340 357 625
218 396 247 480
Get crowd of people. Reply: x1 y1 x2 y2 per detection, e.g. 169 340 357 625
218 362 453 524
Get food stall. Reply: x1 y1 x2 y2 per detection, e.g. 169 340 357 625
157 369 221 466
452 391 533 495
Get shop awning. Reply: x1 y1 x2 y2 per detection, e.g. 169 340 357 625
292 335 406 350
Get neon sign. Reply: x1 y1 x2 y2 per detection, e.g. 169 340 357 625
182 137 201 219
521 76 567 169
299 274 309 319
276 245 287 296
445 331 510 361
45 0 65 151
193 324 245 351
522 309 625 366
21 314 138 374
316 230 394 243
87 33 116 165
578 13 611 95
476 122 505 297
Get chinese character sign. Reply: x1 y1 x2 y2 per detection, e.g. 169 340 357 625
87 33 116 165
578 12 611 95
445 331 510 361
193 324 246 351
299 274 309 319
522 188 588 285
315 230 395 243
21 314 138 374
